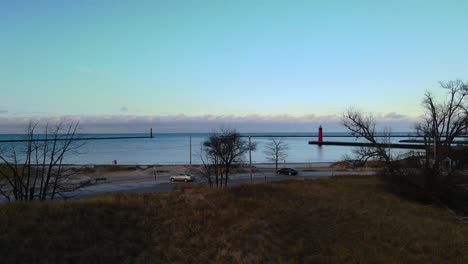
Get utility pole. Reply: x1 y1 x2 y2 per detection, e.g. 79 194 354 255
249 136 252 183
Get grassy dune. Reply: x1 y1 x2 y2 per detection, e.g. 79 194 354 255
0 176 467 263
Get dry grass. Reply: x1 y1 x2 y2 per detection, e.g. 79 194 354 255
75 165 147 174
331 160 387 169
330 160 352 168
95 165 142 172
1 176 467 263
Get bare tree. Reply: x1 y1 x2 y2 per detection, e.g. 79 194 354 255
341 109 400 175
198 143 216 187
0 120 84 201
415 80 468 189
263 138 289 171
202 127 255 187
342 80 468 190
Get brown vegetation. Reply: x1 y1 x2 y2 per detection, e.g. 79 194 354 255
1 176 467 263
91 165 145 173
330 159 386 169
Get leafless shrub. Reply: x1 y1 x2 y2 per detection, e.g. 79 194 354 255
0 120 84 201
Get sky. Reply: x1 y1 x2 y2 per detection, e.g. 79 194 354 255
1 0 467 133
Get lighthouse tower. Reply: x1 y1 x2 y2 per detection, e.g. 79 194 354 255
318 126 323 146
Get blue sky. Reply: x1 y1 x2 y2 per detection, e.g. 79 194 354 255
1 0 467 132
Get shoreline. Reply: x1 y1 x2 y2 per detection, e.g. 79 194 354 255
0 161 378 201
63 161 376 199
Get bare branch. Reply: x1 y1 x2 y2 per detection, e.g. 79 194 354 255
0 120 84 201
263 138 289 171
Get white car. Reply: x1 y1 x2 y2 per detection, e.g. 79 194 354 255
170 173 194 182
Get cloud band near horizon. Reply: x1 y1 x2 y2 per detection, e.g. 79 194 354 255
0 113 418 134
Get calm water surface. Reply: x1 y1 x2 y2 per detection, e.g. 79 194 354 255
0 133 415 165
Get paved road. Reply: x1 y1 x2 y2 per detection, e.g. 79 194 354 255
63 168 377 199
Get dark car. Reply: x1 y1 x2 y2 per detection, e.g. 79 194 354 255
276 168 298 175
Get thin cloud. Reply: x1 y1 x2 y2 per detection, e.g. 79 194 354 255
120 106 128 112
0 110 8 114
382 112 408 119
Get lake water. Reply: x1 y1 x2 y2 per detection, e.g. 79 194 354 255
0 133 415 165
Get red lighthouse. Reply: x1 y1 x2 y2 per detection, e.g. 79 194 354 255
318 126 323 145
